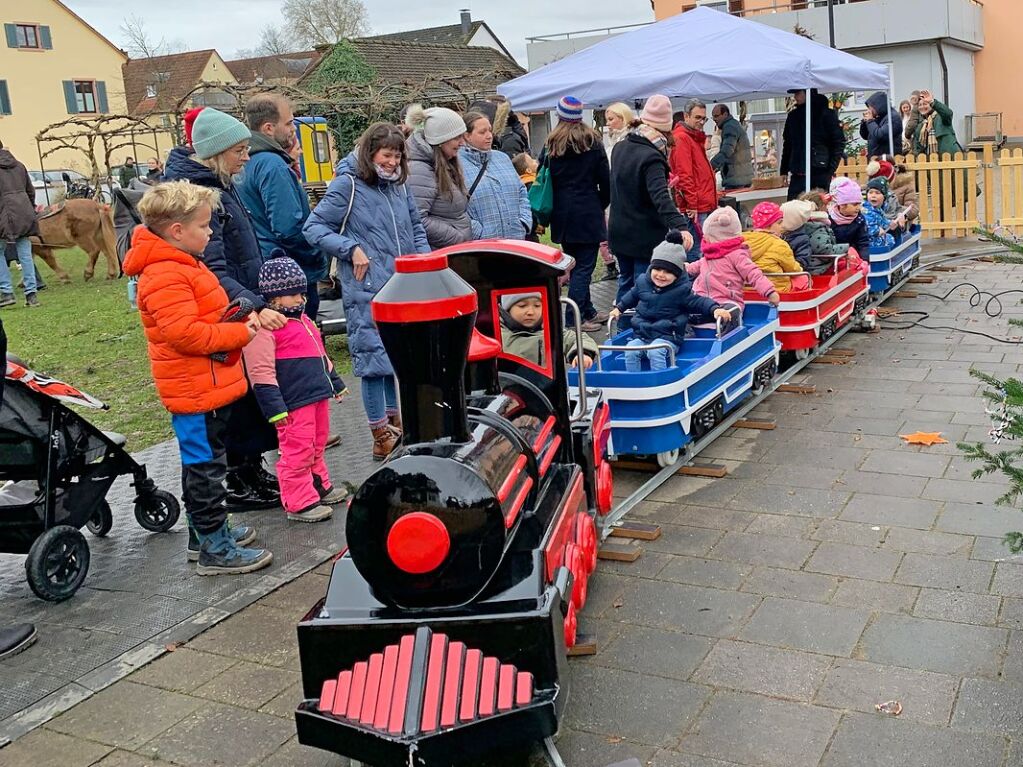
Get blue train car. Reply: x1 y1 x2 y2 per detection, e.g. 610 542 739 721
868 228 922 293
569 304 780 466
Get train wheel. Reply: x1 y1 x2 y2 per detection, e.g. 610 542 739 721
795 348 811 361
575 513 597 574
656 448 679 468
563 601 578 649
819 317 838 343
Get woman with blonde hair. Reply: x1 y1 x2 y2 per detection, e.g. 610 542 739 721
543 96 611 331
404 104 472 248
603 102 635 157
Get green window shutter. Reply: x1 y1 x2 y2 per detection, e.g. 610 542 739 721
62 80 78 113
96 81 108 113
0 81 10 115
4 24 17 48
39 26 52 49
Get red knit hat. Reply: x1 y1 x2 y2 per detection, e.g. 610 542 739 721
751 201 784 230
867 159 896 181
182 107 204 146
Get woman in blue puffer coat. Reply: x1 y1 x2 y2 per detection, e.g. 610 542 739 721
303 122 430 461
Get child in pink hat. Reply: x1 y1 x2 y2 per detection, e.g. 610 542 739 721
828 177 871 261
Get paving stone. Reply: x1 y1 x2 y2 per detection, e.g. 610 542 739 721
833 470 929 500
992 563 1023 597
600 550 673 579
131 648 238 693
923 478 1011 505
938 502 1023 537
629 499 695 525
814 659 957 725
90 751 182 767
811 520 886 547
257 573 330 616
649 750 746 767
585 572 633 619
45 681 202 750
679 691 839 767
707 532 816 569
614 580 760 638
186 605 302 667
192 661 301 709
141 702 293 767
806 542 903 582
671 506 757 532
740 566 838 603
839 494 942 530
552 729 657 767
882 527 973 556
894 553 994 593
860 450 951 478
738 597 869 656
759 445 869 472
594 624 715 681
726 483 853 518
760 465 846 491
649 476 751 506
913 588 1001 625
255 736 349 766
0 728 113 767
659 556 750 590
565 665 709 747
860 613 1007 677
952 678 1023 735
821 710 1004 767
744 514 817 538
692 639 831 701
259 681 303 719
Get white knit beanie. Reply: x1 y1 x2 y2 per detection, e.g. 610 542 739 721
405 104 465 146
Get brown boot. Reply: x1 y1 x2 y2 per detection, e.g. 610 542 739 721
388 412 402 435
371 425 399 461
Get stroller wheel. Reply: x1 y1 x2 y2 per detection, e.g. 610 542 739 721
135 489 181 533
86 501 113 537
25 525 90 601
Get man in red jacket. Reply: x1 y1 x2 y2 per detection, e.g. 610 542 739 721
669 99 718 261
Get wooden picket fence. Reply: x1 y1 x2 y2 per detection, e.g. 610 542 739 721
835 144 1023 239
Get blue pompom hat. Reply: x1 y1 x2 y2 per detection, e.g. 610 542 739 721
258 257 307 299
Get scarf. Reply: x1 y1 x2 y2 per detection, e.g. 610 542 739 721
633 124 668 155
701 237 747 260
920 111 939 155
828 203 859 226
374 163 401 182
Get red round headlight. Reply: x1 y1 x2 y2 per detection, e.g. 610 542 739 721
386 512 451 574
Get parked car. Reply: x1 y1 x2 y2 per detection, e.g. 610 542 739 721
29 170 113 206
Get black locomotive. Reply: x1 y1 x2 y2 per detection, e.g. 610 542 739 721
295 241 612 766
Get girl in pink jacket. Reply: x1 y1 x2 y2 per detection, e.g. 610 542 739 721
686 206 780 311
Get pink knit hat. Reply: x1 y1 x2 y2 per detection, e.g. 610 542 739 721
640 94 673 133
751 201 784 230
702 206 743 243
829 176 864 206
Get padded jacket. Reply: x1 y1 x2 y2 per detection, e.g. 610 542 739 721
859 92 904 158
242 313 345 422
742 231 803 293
805 213 848 256
686 236 778 310
783 226 814 270
406 131 472 249
0 149 38 240
669 122 717 213
546 143 611 245
123 226 250 414
460 145 532 240
615 271 720 345
829 212 871 261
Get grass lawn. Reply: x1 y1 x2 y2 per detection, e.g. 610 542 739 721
6 249 352 452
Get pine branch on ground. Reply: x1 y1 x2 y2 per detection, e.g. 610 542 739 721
974 226 1023 264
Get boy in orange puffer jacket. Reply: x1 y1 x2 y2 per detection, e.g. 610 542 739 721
123 181 273 575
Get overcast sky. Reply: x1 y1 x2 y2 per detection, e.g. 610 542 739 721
64 0 651 64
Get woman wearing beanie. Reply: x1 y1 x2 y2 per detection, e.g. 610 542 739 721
303 123 430 461
162 106 283 510
405 104 472 249
543 95 611 332
608 94 692 304
460 111 532 241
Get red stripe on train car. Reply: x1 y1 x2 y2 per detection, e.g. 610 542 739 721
420 634 448 733
543 473 586 582
515 671 534 707
318 678 337 713
459 648 483 722
346 661 368 720
478 656 500 717
373 643 400 730
532 416 556 453
504 476 533 529
388 634 416 734
331 670 352 717
359 652 384 725
439 641 466 728
538 435 562 476
497 454 528 503
497 664 516 712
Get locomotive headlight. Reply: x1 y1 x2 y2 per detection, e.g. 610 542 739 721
385 512 451 574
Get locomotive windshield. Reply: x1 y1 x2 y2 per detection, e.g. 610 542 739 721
494 287 553 377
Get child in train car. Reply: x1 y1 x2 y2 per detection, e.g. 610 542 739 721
512 153 541 243
797 189 857 274
779 199 816 271
244 257 349 523
863 178 904 248
685 208 780 310
828 177 872 261
867 159 920 229
609 232 733 373
499 292 598 369
741 202 808 293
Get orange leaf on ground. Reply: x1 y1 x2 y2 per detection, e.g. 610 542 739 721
899 432 949 446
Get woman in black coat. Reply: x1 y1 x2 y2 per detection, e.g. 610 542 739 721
544 96 610 332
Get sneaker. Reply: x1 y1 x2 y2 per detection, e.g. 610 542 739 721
325 432 342 449
24 293 39 308
0 623 37 661
0 293 15 309
287 504 333 523
186 522 256 562
319 485 349 504
196 525 273 575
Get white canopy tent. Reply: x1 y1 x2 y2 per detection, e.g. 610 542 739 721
499 7 893 193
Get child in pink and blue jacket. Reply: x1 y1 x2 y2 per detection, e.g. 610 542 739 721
243 257 348 523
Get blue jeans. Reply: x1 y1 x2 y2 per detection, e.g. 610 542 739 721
563 242 598 321
362 375 397 428
624 337 677 372
0 238 37 295
686 212 710 262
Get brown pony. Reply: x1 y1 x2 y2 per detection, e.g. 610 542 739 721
31 199 118 282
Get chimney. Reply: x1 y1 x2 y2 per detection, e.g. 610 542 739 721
460 9 472 36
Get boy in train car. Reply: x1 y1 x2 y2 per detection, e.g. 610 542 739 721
499 292 598 369
863 177 906 247
609 233 733 373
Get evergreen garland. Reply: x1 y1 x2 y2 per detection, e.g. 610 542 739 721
974 226 1023 265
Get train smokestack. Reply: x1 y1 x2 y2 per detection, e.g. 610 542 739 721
371 254 477 445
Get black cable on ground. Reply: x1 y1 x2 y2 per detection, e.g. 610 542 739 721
880 281 1023 344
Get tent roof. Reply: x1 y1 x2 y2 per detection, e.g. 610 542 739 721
498 7 889 111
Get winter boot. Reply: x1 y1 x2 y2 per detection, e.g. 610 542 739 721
388 411 403 436
371 424 399 461
319 484 349 504
324 432 342 449
186 520 256 562
287 503 333 523
0 293 15 308
0 623 37 661
225 468 280 510
196 524 273 575
24 292 39 308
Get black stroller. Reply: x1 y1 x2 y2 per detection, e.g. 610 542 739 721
0 360 180 601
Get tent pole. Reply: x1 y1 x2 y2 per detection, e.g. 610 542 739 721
886 86 896 158
805 88 812 195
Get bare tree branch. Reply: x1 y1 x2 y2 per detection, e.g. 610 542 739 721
282 0 370 47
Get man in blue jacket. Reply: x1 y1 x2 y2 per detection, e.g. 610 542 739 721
237 94 327 320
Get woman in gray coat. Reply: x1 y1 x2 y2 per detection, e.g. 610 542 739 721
404 105 472 248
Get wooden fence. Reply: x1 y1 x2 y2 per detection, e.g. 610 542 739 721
835 144 1023 239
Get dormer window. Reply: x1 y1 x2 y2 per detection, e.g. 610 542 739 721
145 84 157 98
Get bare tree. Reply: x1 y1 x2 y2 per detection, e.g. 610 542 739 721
119 14 182 59
258 24 298 55
282 0 370 47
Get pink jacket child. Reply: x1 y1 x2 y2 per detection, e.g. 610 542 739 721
686 206 780 312
243 258 349 523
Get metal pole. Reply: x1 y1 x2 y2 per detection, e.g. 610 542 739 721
827 0 836 48
805 89 812 194
887 86 896 158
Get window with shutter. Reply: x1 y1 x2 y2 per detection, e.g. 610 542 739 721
0 81 11 116
11 24 41 49
74 80 97 113
39 25 52 49
95 81 108 113
4 24 18 48
62 80 78 114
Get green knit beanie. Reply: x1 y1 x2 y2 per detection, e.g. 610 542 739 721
191 108 251 160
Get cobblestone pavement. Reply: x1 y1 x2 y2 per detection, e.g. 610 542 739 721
3 255 1023 767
